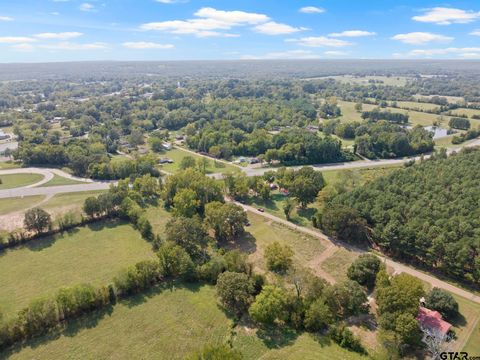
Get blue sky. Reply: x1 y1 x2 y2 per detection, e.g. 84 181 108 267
0 0 479 62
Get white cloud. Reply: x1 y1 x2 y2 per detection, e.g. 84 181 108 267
39 42 108 50
0 36 36 43
392 32 453 45
329 30 376 38
122 41 174 49
324 50 349 56
290 36 352 47
241 49 321 60
470 29 480 36
254 21 306 35
194 7 268 25
412 7 480 25
10 43 35 51
79 3 95 12
141 7 270 37
156 0 188 3
0 16 13 21
299 6 325 14
34 32 83 40
404 47 480 57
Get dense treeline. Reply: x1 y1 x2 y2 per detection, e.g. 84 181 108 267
361 109 409 124
328 148 480 284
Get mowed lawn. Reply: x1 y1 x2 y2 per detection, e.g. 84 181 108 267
0 221 155 317
41 174 86 187
0 173 44 189
0 195 45 216
159 147 240 174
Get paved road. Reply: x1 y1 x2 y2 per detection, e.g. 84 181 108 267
0 182 111 199
235 201 480 305
242 137 480 177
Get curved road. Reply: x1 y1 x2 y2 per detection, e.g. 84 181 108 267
235 201 480 305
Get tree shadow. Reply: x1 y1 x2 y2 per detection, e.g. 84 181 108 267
224 232 257 255
256 326 299 349
450 311 466 327
86 219 123 232
311 333 333 347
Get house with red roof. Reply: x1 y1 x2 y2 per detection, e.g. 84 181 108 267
417 307 452 336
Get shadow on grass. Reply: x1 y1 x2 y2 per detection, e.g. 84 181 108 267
23 227 81 252
224 232 257 255
256 326 299 349
450 311 467 328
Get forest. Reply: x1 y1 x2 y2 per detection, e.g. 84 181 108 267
325 148 480 284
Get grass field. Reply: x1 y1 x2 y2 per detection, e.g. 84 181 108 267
41 174 86 187
2 282 366 360
238 212 326 273
445 108 480 120
3 284 233 360
320 248 360 283
233 326 366 360
449 294 480 354
389 101 441 112
325 75 410 87
0 220 155 317
0 173 44 189
413 94 465 104
41 190 106 216
159 148 240 175
0 162 20 170
0 195 45 216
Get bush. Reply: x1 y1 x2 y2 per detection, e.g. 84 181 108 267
449 117 471 130
249 285 289 326
157 242 195 280
347 254 381 289
216 272 254 316
303 299 333 332
329 325 366 354
264 242 294 273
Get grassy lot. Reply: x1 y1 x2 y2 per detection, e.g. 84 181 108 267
144 204 172 235
0 220 155 317
41 174 86 187
389 101 441 112
413 94 465 104
326 75 410 87
446 108 480 120
159 147 240 175
4 284 232 360
0 195 45 216
338 100 453 127
233 326 366 360
0 173 44 189
0 162 20 170
41 190 106 215
320 248 360 283
238 212 326 273
450 294 480 353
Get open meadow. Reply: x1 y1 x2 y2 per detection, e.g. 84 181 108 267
0 220 155 317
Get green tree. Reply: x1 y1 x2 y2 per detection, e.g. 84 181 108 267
204 202 248 242
304 298 333 332
216 271 254 316
424 288 459 321
324 280 368 318
180 156 197 170
249 285 289 325
172 188 200 218
264 242 294 273
157 242 195 279
320 205 368 243
165 217 207 259
24 207 52 234
283 198 295 221
347 254 381 289
83 196 101 218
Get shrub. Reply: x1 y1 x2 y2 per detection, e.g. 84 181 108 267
216 272 254 316
329 325 366 354
264 242 294 273
347 254 381 289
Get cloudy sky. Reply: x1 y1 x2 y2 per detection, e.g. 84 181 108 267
0 0 479 62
